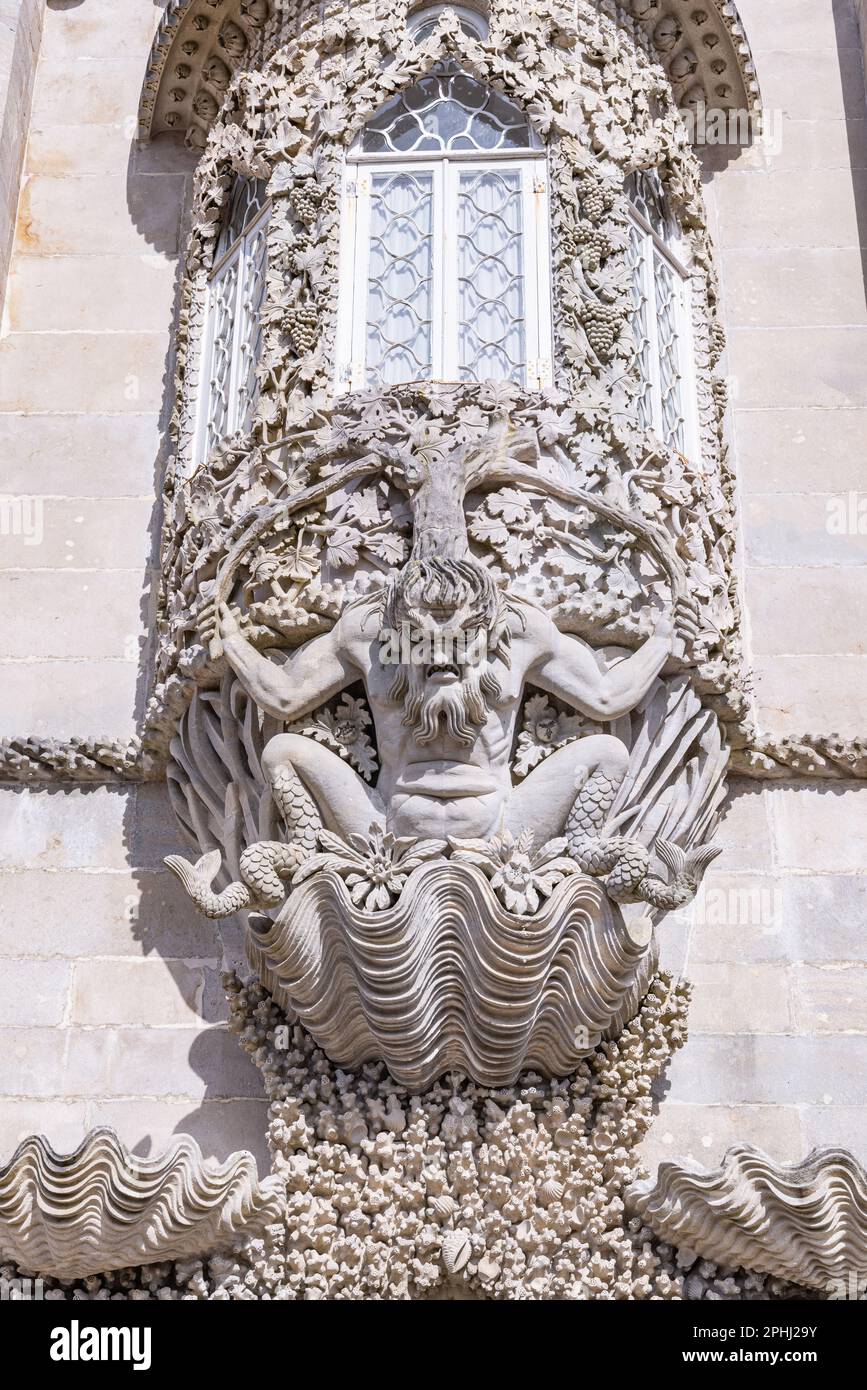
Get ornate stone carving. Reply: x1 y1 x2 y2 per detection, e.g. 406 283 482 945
139 0 273 150
0 1130 282 1280
0 735 158 783
1 0 854 1303
629 1146 867 1293
163 415 726 1079
729 730 867 782
138 1 760 146
219 969 697 1299
246 865 657 1086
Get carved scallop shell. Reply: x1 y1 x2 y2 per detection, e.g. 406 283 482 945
538 1178 565 1206
248 862 656 1088
0 1129 283 1280
430 1194 459 1220
441 1229 472 1274
628 1145 867 1290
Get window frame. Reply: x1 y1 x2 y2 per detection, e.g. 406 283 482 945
337 147 552 393
194 196 270 468
627 195 701 463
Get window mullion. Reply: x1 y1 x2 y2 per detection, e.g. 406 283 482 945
526 159 553 390
677 271 700 462
351 170 372 390
336 164 362 390
226 237 247 436
439 160 454 381
644 235 663 436
194 278 215 469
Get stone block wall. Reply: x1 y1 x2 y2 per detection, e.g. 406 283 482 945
0 0 864 1181
645 0 867 1170
0 0 267 1169
710 0 867 739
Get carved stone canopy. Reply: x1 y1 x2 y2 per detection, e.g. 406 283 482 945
138 0 760 148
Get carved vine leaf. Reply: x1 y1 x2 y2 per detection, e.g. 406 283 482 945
513 693 603 778
286 693 378 781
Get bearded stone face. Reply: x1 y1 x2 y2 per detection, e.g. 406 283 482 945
381 557 507 746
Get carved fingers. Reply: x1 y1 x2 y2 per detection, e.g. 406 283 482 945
667 594 701 662
218 601 241 638
199 599 241 648
198 598 219 647
673 594 701 642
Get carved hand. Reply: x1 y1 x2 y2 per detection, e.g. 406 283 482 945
199 598 241 659
662 594 701 661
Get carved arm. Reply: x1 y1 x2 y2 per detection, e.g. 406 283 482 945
212 603 356 723
531 598 699 721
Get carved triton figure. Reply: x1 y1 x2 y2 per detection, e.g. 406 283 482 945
168 437 719 916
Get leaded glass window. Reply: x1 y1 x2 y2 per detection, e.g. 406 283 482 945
196 176 269 465
625 170 699 459
337 68 552 391
408 5 489 44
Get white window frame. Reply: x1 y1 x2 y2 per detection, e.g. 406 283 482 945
336 148 553 393
194 199 270 468
627 199 700 463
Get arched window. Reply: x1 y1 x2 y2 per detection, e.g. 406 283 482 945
195 175 269 465
626 170 699 459
408 4 489 43
336 66 552 391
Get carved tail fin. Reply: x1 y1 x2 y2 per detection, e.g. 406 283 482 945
656 838 722 895
165 850 251 919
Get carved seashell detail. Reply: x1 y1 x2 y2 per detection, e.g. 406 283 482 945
248 863 656 1088
538 1178 565 1206
441 1229 472 1274
431 1194 458 1220
0 1129 283 1280
628 1146 867 1290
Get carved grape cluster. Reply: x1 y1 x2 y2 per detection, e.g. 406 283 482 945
285 304 318 353
583 301 621 356
291 179 322 227
574 224 611 272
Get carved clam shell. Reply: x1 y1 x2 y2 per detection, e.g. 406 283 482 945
0 1129 283 1280
248 862 656 1088
441 1229 472 1274
628 1145 867 1290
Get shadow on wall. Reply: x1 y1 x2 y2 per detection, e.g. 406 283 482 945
834 0 867 299
111 117 271 1170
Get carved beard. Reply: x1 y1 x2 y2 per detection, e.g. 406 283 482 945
382 557 508 747
389 661 501 747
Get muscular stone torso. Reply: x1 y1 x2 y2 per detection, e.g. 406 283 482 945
343 598 526 840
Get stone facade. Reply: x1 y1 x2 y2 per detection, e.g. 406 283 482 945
645 0 867 1171
0 0 865 1295
0 0 267 1169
